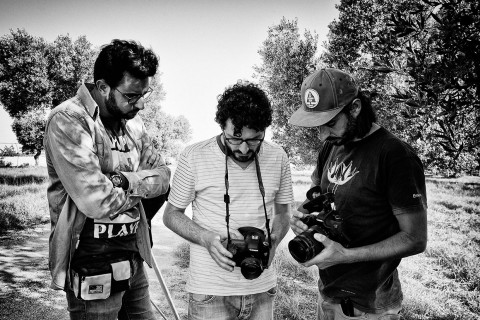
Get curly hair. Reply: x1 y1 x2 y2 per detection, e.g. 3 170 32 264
94 39 158 88
215 81 272 135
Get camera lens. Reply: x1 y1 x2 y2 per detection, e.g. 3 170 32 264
288 229 325 263
240 257 264 280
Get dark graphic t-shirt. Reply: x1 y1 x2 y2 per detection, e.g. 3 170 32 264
311 127 427 313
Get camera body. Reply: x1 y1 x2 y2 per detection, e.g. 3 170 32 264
226 226 270 280
288 188 349 263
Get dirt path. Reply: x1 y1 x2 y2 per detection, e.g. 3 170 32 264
0 210 189 320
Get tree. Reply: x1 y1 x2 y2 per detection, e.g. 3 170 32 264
254 18 320 164
139 77 193 161
0 29 95 165
0 29 51 118
46 34 96 106
323 0 480 176
11 109 47 165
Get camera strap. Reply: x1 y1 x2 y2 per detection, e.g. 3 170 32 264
223 147 272 248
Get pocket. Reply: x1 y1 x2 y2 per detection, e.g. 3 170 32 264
71 256 132 300
73 272 112 301
111 260 132 293
189 293 216 304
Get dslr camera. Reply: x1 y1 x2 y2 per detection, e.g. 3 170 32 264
226 226 270 280
288 186 349 263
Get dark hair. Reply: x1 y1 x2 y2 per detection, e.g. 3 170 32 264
94 39 158 88
215 81 272 135
342 89 377 138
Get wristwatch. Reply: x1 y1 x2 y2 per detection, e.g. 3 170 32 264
109 172 128 190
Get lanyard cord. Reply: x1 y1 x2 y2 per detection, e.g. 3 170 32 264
224 147 231 243
224 146 272 248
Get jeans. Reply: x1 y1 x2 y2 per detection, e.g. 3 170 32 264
317 295 401 320
66 257 154 320
188 287 277 320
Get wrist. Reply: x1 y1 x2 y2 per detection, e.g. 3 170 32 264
109 171 129 190
200 230 218 248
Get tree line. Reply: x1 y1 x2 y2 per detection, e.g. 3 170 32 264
255 0 479 176
0 29 191 165
2 0 478 176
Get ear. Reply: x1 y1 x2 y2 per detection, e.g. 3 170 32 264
350 98 362 118
95 79 110 97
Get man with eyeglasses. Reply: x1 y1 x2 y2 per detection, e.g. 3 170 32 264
288 68 428 319
44 39 170 320
163 81 294 319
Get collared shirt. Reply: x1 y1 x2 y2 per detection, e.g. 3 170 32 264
44 83 171 290
168 136 294 295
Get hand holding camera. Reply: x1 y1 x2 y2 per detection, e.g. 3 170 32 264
202 231 236 272
288 187 350 265
224 227 271 280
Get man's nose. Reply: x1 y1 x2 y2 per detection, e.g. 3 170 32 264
318 126 330 142
238 142 250 154
134 99 145 110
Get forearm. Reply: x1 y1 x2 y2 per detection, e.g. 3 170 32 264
271 203 291 244
345 230 427 264
121 165 171 198
163 203 214 247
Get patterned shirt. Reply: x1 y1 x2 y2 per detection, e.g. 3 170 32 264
168 136 294 295
44 83 171 290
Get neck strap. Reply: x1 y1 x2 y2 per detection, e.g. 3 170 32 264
224 146 272 248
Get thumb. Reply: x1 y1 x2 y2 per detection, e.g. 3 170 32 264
313 233 329 244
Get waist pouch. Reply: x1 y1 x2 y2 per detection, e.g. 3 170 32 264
71 254 133 301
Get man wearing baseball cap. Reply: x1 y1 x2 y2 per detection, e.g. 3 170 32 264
289 68 428 319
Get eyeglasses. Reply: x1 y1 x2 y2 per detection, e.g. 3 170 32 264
115 87 153 105
224 132 264 146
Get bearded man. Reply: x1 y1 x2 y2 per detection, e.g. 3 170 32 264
44 39 170 320
289 68 428 320
163 81 294 320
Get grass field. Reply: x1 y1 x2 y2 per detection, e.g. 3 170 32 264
0 167 49 231
1 166 479 319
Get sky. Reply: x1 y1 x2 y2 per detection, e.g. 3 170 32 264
0 0 340 146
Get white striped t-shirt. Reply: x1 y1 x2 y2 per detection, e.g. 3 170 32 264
168 136 294 295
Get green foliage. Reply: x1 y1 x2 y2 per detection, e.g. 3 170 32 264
139 77 192 160
323 0 480 176
254 18 320 164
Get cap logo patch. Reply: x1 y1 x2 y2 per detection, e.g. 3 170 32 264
305 89 319 109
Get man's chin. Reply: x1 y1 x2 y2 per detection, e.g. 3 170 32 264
233 153 254 162
124 112 138 120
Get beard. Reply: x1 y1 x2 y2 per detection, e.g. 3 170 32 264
225 142 256 162
105 91 138 120
328 112 359 146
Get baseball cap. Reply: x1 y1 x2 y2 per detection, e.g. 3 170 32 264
288 68 359 127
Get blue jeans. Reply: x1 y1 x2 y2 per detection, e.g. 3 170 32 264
188 287 277 320
66 257 154 320
317 295 401 320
